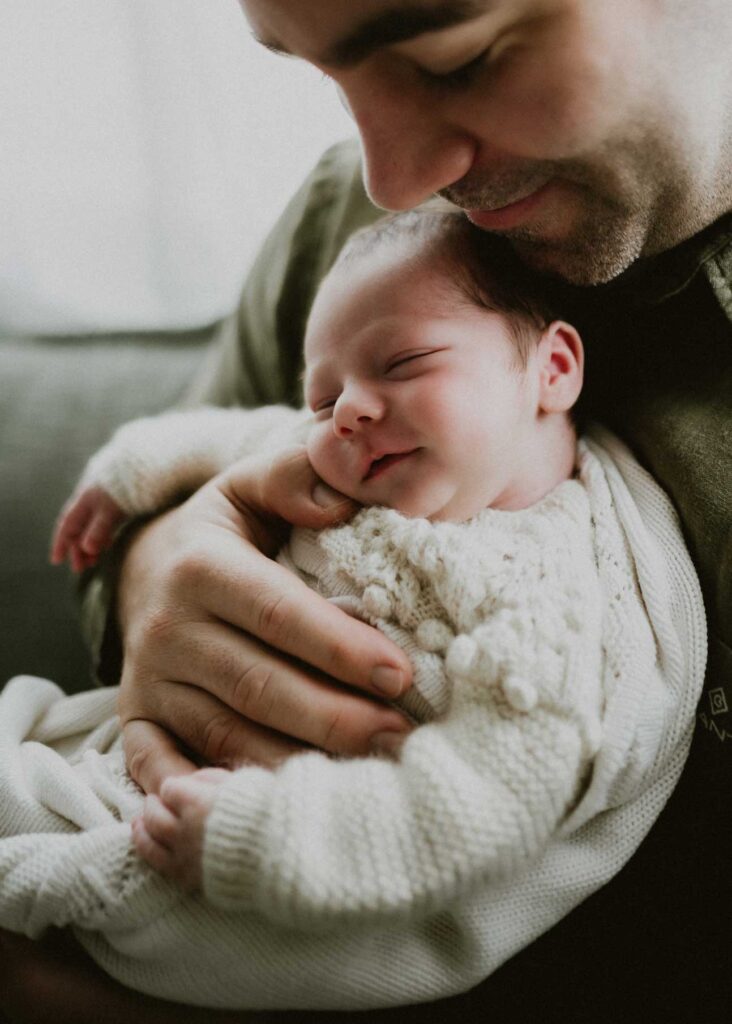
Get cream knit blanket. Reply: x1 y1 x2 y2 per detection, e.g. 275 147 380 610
0 427 706 1011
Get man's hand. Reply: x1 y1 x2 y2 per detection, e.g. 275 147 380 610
117 443 413 795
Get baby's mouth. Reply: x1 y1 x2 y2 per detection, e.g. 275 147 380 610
364 449 418 481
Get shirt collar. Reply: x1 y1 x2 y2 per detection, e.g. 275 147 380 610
552 210 732 310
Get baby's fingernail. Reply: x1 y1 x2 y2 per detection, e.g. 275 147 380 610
371 665 405 698
313 483 347 508
370 731 408 757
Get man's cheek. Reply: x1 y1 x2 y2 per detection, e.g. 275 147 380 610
485 26 625 160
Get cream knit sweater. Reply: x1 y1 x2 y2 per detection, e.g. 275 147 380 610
0 411 706 1011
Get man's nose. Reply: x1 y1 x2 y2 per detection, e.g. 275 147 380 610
333 386 385 438
342 75 476 210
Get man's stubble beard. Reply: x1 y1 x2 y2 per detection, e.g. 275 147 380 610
504 192 650 285
439 130 698 286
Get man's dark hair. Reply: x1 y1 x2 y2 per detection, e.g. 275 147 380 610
334 206 560 368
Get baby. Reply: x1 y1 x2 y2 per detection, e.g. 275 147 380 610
0 210 703 1011
53 210 587 887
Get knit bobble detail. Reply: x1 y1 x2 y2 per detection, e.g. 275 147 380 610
363 583 393 618
446 634 479 679
415 619 454 653
502 678 538 713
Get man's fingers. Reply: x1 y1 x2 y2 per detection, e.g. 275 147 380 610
124 620 412 759
189 542 412 699
120 683 303 783
222 445 355 531
122 719 197 795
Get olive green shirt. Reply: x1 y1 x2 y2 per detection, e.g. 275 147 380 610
82 139 732 1019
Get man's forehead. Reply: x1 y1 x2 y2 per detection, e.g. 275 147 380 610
241 0 495 68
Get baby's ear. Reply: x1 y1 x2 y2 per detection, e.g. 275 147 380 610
536 320 584 414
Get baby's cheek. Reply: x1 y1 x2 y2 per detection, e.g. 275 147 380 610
307 424 353 496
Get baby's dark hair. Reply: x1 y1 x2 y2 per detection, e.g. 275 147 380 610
334 207 559 368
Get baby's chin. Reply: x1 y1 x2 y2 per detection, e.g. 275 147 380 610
366 482 481 524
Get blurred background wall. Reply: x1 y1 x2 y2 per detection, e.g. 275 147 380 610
0 0 354 334
0 0 355 691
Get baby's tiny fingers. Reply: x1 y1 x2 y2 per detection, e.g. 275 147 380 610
70 546 90 574
158 776 191 813
140 794 179 848
49 530 69 566
80 502 124 556
160 767 229 807
51 495 90 543
50 509 82 565
131 816 176 876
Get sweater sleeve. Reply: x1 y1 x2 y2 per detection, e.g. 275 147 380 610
77 404 308 516
203 643 602 931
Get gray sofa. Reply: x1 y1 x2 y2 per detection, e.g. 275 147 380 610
0 328 215 694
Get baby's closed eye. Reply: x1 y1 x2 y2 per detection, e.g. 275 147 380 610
385 348 447 378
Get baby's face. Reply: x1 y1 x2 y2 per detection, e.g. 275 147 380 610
303 248 546 522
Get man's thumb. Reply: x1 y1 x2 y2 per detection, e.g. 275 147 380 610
225 445 356 530
268 446 356 528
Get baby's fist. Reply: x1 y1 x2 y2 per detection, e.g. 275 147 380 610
132 767 230 890
50 485 125 571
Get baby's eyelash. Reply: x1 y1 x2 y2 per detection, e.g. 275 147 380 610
387 348 445 372
388 353 427 370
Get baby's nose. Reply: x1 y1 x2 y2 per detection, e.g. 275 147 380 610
334 412 376 439
333 389 384 437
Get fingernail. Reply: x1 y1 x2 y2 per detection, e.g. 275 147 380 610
371 665 405 698
370 731 408 757
313 483 347 508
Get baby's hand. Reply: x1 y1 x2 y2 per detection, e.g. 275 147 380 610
50 485 125 572
131 767 231 890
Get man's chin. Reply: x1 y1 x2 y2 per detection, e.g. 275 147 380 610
507 233 644 285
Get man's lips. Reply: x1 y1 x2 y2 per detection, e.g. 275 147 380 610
464 181 554 230
363 449 418 481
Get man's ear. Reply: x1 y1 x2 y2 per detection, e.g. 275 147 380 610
536 320 584 414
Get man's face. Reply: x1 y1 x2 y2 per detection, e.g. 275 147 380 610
241 0 723 284
303 247 547 521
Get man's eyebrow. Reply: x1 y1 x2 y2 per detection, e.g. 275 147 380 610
256 1 489 68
